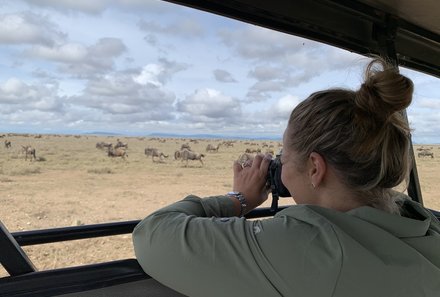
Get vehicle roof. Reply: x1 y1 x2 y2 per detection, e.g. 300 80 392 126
166 0 440 78
362 0 439 35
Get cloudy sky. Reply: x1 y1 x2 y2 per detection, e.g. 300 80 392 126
0 0 438 142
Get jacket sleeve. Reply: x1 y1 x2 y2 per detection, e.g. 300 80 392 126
132 195 283 297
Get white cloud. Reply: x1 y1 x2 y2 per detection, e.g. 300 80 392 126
0 78 64 112
89 38 127 57
134 64 164 87
25 38 127 76
219 25 364 101
4 109 62 126
29 43 88 63
246 81 285 102
134 58 189 87
72 71 176 121
177 88 241 120
220 26 299 60
0 12 64 45
213 69 237 83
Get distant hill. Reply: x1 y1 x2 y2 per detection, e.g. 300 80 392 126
84 131 122 136
148 132 282 141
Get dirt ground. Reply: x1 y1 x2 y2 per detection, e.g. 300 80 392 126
0 134 439 276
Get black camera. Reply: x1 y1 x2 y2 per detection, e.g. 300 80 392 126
267 153 291 197
267 151 291 212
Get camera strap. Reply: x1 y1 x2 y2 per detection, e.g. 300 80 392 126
269 169 280 213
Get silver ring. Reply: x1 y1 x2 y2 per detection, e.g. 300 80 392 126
241 162 251 168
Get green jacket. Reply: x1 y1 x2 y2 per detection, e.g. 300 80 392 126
133 195 440 297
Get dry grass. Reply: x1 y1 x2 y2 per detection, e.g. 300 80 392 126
0 134 438 276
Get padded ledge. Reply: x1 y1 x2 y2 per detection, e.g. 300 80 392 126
430 209 440 221
56 278 186 297
0 259 148 297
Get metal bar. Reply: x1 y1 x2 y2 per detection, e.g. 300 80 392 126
12 207 288 246
0 220 36 276
12 220 141 246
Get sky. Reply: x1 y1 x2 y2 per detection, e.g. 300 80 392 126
0 0 439 142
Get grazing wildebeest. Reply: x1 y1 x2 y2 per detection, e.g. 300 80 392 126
22 145 36 161
4 140 11 149
222 140 234 147
181 143 191 151
145 147 168 162
418 150 434 158
206 144 221 153
115 139 128 149
181 149 204 166
96 141 112 150
107 145 127 159
245 148 261 154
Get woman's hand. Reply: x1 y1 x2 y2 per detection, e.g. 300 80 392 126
232 153 272 212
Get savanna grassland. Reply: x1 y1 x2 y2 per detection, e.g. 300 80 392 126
0 133 439 276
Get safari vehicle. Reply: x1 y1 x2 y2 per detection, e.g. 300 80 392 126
1 0 439 296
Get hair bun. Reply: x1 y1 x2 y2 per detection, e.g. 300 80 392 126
354 59 413 121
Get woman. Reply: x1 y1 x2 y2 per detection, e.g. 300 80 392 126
133 59 440 297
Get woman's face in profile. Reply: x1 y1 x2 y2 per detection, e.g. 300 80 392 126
280 128 311 204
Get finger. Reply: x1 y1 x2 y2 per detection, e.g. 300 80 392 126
233 160 243 174
259 154 272 176
251 154 264 168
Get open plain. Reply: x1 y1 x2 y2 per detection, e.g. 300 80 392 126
0 133 439 276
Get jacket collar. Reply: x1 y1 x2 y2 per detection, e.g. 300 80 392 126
347 199 436 238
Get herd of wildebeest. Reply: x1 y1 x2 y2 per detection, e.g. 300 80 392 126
1 133 437 166
0 133 281 167
95 138 277 166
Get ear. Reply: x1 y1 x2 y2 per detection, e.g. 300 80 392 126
308 152 326 188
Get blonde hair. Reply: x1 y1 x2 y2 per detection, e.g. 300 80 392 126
287 58 413 214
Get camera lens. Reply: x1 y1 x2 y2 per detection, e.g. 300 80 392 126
267 155 291 197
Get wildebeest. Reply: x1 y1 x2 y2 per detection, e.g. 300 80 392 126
245 148 261 154
145 148 168 162
206 144 221 153
418 150 434 158
181 143 191 151
96 141 112 150
4 140 11 149
22 145 36 161
115 139 128 149
222 140 234 147
107 145 127 159
181 149 205 166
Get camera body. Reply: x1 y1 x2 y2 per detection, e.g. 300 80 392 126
267 152 291 198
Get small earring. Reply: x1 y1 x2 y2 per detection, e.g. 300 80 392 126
311 183 316 189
